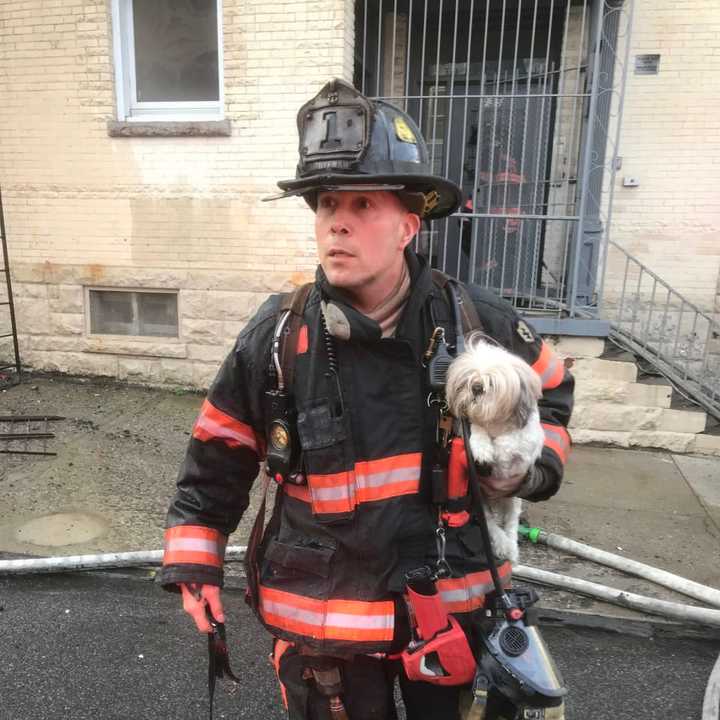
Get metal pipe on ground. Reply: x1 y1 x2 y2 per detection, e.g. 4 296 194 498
519 524 720 609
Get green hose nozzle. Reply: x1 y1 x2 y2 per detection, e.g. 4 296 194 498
518 524 543 544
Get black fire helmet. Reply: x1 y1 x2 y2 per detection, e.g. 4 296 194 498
264 78 462 220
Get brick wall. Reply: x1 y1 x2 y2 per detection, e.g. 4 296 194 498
0 0 354 386
2 0 719 387
606 0 720 313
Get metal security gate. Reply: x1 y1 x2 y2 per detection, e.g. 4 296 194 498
355 0 634 330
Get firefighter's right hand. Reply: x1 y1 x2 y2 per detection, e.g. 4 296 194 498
180 583 225 633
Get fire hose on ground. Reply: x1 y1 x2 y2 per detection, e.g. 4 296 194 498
1 538 720 627
518 524 720 609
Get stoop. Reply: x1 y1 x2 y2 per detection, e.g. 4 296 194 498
545 336 718 456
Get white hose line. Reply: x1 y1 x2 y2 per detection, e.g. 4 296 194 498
527 529 720 609
514 565 720 628
703 652 720 720
0 549 166 573
4 550 720 629
0 546 249 574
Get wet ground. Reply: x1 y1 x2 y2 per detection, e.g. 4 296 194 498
0 572 717 720
1 373 719 718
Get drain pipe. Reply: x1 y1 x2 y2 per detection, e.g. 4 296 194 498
519 524 720 609
513 565 720 628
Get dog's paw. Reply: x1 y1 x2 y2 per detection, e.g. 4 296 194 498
491 532 519 564
469 433 494 465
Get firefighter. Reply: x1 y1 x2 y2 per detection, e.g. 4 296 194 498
159 79 573 720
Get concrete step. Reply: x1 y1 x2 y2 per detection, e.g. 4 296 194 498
572 428 720 457
546 336 605 359
572 357 638 383
570 428 696 453
693 433 720 456
574 379 672 408
599 344 637 364
570 403 707 434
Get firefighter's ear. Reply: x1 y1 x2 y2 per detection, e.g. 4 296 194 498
400 212 421 247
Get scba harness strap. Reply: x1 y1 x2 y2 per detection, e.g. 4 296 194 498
270 271 481 407
261 271 480 491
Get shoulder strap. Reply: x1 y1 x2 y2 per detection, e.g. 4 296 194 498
276 282 313 392
431 269 483 336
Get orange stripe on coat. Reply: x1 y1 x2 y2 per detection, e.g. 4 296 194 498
542 423 571 464
259 586 395 643
163 525 226 568
531 342 565 390
305 452 422 514
192 398 259 452
271 639 292 709
296 325 309 355
437 563 512 614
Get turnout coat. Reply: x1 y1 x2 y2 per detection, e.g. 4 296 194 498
159 250 573 656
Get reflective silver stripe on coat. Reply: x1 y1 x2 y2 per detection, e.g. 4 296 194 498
439 579 495 604
262 601 394 631
262 599 325 627
543 425 569 446
165 538 220 555
540 356 563 386
325 612 395 630
356 465 419 490
311 483 355 502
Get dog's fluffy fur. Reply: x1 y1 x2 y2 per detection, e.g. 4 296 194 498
445 335 544 564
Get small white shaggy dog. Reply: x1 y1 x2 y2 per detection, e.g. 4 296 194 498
445 335 544 564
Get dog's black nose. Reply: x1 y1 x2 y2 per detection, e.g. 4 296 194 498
471 382 485 397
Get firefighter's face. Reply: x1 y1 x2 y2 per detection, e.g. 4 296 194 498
314 190 420 300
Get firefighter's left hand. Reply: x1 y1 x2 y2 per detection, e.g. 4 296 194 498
479 470 527 499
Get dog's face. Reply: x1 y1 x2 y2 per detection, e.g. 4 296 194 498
445 338 542 429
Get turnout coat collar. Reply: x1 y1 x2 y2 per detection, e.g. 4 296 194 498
314 248 436 347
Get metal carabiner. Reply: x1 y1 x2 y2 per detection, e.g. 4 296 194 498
435 524 452 578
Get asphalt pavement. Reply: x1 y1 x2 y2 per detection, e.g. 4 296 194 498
1 572 718 720
1 374 720 719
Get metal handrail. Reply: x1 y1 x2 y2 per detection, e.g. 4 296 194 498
599 240 720 421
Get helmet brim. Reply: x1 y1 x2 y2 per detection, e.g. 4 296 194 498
265 173 462 220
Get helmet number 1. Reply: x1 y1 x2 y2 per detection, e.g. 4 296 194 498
321 111 342 150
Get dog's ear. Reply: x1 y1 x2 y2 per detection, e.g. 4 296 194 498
512 379 537 427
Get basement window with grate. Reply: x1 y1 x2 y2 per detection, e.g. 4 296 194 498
88 289 179 338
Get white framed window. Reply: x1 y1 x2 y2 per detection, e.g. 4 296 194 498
111 0 224 122
87 288 179 338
